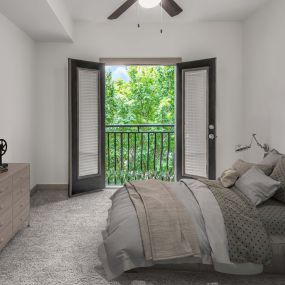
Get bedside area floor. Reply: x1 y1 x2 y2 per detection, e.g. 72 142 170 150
0 188 284 285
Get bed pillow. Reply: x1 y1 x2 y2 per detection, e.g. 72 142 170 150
232 159 273 176
220 169 240 188
270 157 285 203
261 149 284 168
235 167 280 206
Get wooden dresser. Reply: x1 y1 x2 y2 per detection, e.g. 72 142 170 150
0 164 30 251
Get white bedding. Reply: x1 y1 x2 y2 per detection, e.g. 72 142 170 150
99 180 263 280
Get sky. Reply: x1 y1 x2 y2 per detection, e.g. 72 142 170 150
106 65 130 82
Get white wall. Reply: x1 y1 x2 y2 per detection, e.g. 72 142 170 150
35 21 243 184
0 12 36 186
243 0 285 162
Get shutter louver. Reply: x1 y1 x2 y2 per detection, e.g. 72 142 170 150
78 68 100 177
183 68 208 178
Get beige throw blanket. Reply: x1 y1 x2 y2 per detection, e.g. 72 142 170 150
125 180 200 261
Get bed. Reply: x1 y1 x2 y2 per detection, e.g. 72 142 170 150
258 198 285 273
98 174 285 280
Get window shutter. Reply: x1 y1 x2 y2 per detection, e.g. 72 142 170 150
78 68 100 177
183 68 208 177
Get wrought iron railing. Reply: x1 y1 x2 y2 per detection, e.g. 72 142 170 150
106 124 175 185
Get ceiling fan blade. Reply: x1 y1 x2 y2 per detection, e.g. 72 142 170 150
108 0 138 20
161 0 183 17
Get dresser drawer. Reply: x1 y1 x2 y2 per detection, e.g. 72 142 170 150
0 191 12 217
0 223 12 251
0 208 12 231
13 192 29 218
13 206 29 234
12 167 30 203
0 164 30 252
0 177 12 198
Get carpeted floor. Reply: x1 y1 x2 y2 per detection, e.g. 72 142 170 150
0 188 285 285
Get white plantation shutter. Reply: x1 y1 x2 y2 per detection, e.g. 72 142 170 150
183 68 208 177
78 68 100 177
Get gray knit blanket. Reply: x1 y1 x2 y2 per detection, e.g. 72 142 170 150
196 178 272 265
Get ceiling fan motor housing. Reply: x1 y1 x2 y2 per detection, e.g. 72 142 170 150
138 0 161 9
108 0 183 20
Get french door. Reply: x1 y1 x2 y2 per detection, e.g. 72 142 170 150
68 59 105 196
176 58 216 180
68 57 216 196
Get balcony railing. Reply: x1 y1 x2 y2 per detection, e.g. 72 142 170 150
106 124 175 185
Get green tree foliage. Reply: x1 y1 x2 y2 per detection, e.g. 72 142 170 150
105 65 175 185
105 65 175 124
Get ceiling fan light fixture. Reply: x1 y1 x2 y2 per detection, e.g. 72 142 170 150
138 0 161 9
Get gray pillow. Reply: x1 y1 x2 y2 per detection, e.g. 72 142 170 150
235 167 280 206
220 169 240 188
270 157 285 203
232 159 273 176
261 149 284 168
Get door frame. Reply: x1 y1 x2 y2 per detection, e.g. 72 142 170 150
176 58 216 180
68 58 106 197
101 58 180 186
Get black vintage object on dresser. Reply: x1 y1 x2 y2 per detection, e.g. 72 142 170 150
0 164 30 251
0 139 8 172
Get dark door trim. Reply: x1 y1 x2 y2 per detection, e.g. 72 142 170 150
176 58 216 180
68 58 105 197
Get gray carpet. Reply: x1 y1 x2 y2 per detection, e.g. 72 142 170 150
0 188 285 285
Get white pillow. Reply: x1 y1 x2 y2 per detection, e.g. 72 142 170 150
235 167 281 206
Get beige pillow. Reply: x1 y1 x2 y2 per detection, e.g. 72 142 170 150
220 169 240 188
232 159 273 176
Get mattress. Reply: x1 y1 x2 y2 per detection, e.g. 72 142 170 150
124 235 285 275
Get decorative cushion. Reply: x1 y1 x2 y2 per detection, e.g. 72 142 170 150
220 169 240 188
232 159 273 176
270 157 285 203
261 149 284 168
235 167 280 206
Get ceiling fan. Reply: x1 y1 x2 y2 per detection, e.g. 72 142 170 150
108 0 183 20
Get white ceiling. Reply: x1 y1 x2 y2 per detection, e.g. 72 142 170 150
0 0 269 42
65 0 268 23
0 0 73 41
